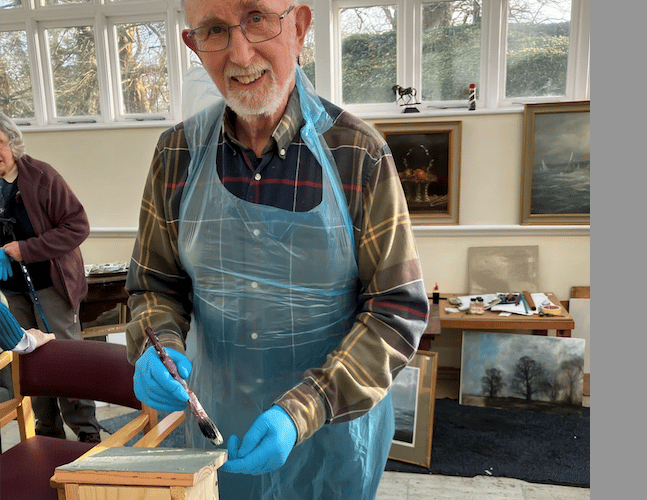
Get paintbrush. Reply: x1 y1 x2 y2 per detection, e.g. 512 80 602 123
144 327 223 446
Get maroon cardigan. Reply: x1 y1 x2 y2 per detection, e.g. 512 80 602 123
13 155 89 309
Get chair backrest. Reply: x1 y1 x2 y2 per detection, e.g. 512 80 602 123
18 339 142 410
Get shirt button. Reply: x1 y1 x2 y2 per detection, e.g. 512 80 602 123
251 281 258 288
251 333 258 340
254 173 261 181
253 229 260 236
279 148 286 157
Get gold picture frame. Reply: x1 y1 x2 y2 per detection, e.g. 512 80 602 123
389 351 439 468
520 101 590 225
373 121 461 224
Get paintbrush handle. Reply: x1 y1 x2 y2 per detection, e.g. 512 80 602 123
144 327 190 391
522 290 536 310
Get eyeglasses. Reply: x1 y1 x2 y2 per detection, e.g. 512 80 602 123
187 5 294 53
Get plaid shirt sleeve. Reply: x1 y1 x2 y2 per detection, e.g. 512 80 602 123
276 109 430 444
125 124 194 363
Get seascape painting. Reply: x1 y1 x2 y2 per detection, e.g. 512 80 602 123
531 111 590 215
460 332 585 414
389 351 438 467
391 364 419 445
521 101 590 224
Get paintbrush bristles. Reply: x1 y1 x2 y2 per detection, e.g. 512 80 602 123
144 327 223 446
188 391 224 446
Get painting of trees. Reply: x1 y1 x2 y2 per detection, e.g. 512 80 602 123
460 332 585 412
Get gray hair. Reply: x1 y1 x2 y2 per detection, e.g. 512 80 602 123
0 113 26 159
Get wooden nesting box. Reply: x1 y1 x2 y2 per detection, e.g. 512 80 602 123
54 447 227 499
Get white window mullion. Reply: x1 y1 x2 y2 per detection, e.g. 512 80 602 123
313 0 335 102
566 0 590 100
34 20 59 124
167 7 184 121
25 18 47 126
95 13 114 123
481 0 507 109
409 0 422 96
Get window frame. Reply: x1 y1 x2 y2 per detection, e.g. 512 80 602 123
0 0 590 129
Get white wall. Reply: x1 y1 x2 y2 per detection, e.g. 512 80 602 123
21 109 590 368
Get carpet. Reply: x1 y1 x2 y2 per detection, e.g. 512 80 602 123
385 398 590 488
101 398 590 488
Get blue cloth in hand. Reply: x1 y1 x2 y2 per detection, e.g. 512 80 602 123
0 249 13 281
133 345 191 411
221 405 297 475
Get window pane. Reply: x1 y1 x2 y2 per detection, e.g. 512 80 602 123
506 0 571 98
116 21 169 114
421 1 481 102
47 26 101 117
41 0 91 5
340 5 396 104
0 0 22 8
1 30 34 118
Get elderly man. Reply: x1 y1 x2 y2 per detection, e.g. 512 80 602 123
127 1 429 498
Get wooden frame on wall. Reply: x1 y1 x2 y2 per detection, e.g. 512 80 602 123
520 101 590 225
373 121 461 224
389 351 439 468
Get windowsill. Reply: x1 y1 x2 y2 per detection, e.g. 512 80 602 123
354 105 523 121
18 105 526 133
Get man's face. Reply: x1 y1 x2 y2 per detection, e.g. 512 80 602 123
183 0 311 122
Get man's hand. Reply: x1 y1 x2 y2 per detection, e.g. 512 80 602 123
0 248 13 281
220 405 297 475
133 345 192 411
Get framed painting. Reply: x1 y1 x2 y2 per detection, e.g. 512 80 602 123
520 101 590 225
389 351 438 468
373 121 461 224
460 331 585 414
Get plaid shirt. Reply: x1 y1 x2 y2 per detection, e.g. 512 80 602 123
126 90 429 444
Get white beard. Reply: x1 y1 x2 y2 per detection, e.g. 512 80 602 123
224 58 296 121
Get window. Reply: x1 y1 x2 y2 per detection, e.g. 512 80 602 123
112 20 170 116
0 29 33 118
0 0 589 127
45 24 101 119
506 0 572 98
340 5 397 104
421 1 481 102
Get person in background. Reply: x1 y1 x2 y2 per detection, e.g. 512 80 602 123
0 112 101 443
126 1 429 498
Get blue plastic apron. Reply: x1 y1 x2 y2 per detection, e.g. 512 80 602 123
179 68 394 499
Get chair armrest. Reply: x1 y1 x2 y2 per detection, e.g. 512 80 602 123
0 351 12 370
0 398 19 427
76 413 153 461
134 410 185 448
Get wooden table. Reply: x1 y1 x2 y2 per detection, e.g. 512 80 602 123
419 293 575 351
80 272 129 338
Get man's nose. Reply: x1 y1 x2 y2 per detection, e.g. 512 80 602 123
226 26 256 65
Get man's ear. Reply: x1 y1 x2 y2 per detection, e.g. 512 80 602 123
293 4 312 53
182 29 199 55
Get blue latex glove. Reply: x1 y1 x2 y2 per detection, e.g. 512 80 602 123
220 405 297 475
0 249 13 281
133 345 192 411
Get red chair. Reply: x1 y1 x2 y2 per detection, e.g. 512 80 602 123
0 339 183 500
